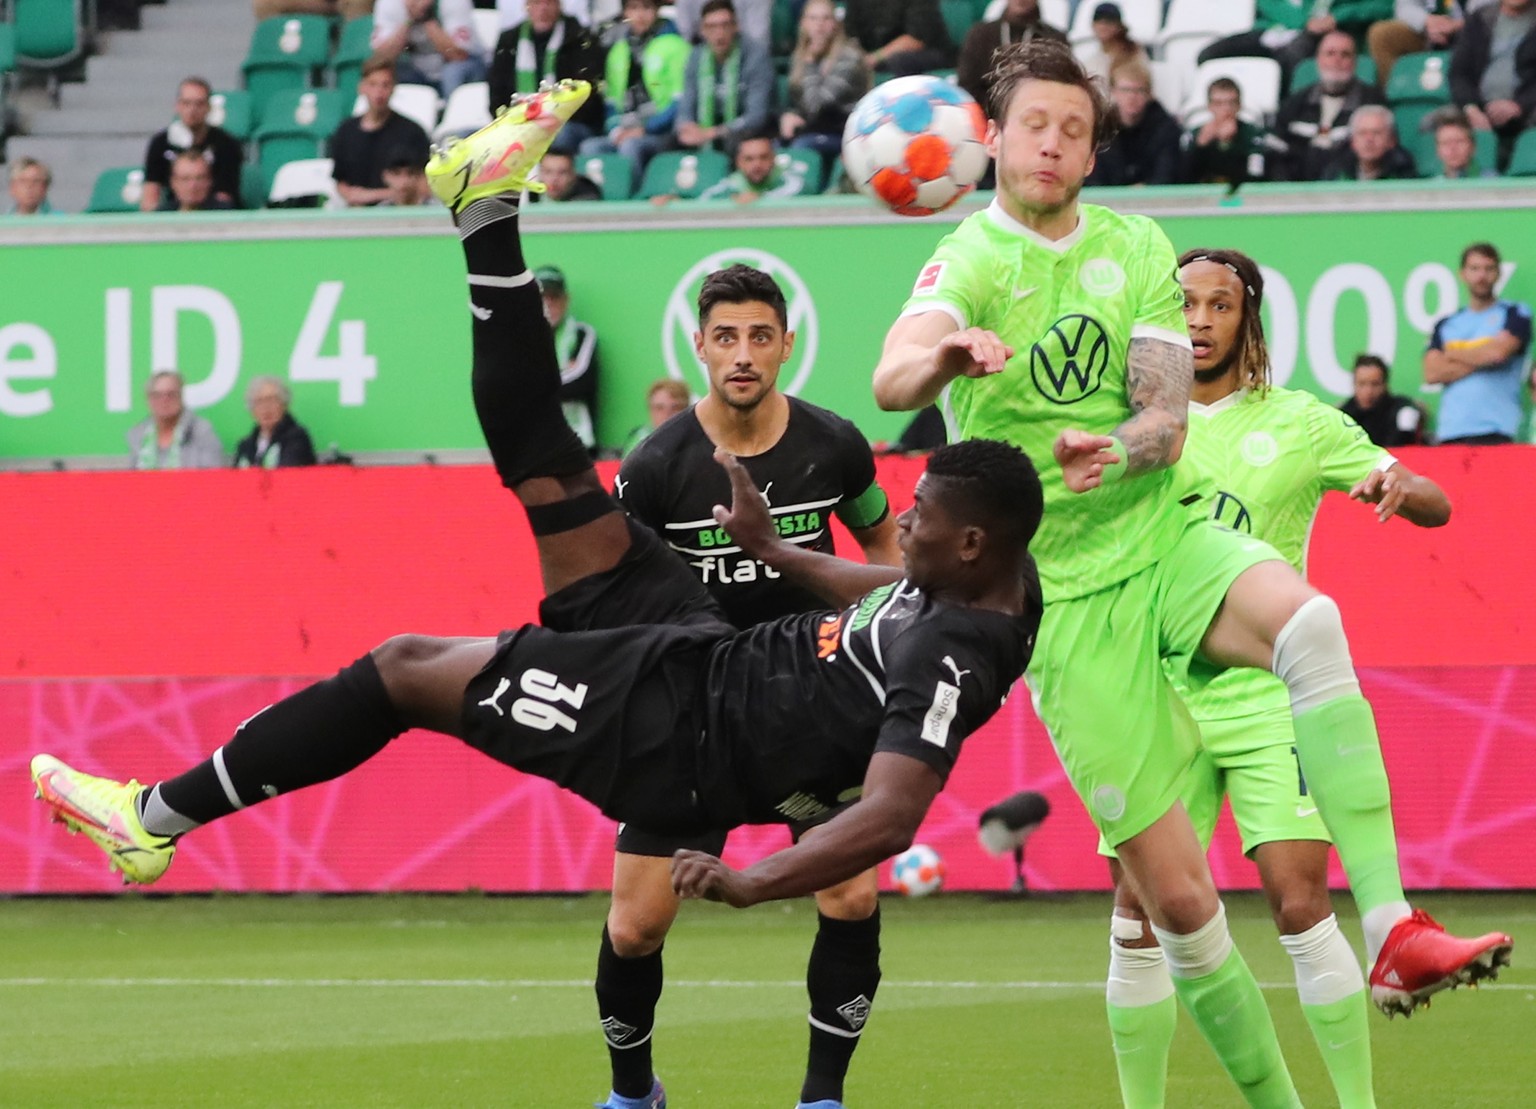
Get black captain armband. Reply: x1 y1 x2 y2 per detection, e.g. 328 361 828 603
525 491 620 535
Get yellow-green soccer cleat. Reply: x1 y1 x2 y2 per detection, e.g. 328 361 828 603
427 79 591 210
31 754 175 885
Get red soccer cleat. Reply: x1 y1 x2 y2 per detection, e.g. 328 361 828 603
1369 908 1513 1018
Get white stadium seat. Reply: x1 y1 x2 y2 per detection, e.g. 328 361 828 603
436 81 493 140
268 158 342 208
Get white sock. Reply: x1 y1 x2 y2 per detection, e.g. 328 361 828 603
1151 902 1234 979
1107 938 1175 1007
1360 902 1412 965
1277 914 1366 1005
138 784 200 837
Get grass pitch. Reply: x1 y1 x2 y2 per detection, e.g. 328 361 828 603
1 891 1530 1107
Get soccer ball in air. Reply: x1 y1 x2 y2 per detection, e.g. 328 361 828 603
891 844 945 897
841 75 989 217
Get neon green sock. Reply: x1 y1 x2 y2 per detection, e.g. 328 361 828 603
1170 948 1301 1109
1106 995 1177 1109
1301 992 1376 1109
1290 695 1406 918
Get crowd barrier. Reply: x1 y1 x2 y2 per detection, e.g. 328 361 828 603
4 447 1531 893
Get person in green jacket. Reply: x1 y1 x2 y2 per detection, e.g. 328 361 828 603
1198 0 1394 76
580 0 690 190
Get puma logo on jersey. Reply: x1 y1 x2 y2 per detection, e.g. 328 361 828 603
478 677 512 716
941 656 971 684
614 475 629 498
760 481 774 507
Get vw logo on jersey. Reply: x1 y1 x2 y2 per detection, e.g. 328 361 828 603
1092 785 1126 822
1240 430 1279 467
1079 258 1126 297
1211 490 1254 533
663 248 819 397
1030 314 1109 404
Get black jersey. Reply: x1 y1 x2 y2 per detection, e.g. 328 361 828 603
693 575 1040 828
615 397 890 628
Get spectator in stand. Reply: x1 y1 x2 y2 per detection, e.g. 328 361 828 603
1450 0 1536 143
1274 31 1386 180
380 147 438 205
234 377 318 469
128 371 226 470
331 57 433 207
958 0 1066 110
1425 241 1533 444
489 0 605 153
6 157 56 215
1180 77 1278 186
1322 103 1420 177
1340 355 1426 446
254 0 372 20
141 77 244 213
497 0 622 31
671 0 771 47
1427 106 1498 176
675 0 774 153
622 377 692 455
780 0 868 173
1368 0 1469 85
533 150 604 200
683 131 808 202
167 152 235 211
1076 3 1149 89
535 265 603 455
1200 0 1394 74
1085 61 1182 186
371 0 488 99
842 0 954 79
579 0 690 192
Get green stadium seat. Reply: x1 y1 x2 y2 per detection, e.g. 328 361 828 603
1392 102 1440 160
1290 54 1376 94
241 161 269 209
825 154 846 193
1386 51 1452 105
769 0 796 58
579 152 635 200
255 89 348 194
638 149 730 199
939 0 974 51
243 15 332 120
14 0 85 71
86 166 146 213
0 23 16 73
776 149 823 195
207 89 255 142
332 15 375 101
1505 129 1536 176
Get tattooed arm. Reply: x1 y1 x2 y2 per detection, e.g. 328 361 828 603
1054 337 1191 493
1112 336 1191 473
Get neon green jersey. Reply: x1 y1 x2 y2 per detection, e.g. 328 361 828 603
1175 385 1392 721
901 200 1191 601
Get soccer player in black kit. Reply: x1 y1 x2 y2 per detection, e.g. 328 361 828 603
30 81 1043 1104
604 264 902 1109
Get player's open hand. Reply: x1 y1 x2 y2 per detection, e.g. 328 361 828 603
671 849 756 907
1053 430 1121 493
711 448 776 556
1349 467 1405 522
935 328 1013 380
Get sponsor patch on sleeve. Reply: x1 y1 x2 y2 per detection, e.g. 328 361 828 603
913 262 946 295
920 681 961 747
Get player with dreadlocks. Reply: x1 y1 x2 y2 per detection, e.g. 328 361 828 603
1099 248 1455 1109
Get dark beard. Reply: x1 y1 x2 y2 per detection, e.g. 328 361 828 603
1193 346 1239 384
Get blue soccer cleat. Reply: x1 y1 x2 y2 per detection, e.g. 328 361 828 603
596 1077 665 1109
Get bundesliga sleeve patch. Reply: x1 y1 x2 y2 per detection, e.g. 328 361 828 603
913 262 946 295
920 680 961 747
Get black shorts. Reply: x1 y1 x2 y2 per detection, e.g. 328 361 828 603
459 519 733 834
614 802 855 858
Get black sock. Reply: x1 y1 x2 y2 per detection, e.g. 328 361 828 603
595 925 662 1099
801 908 882 1105
454 196 589 489
152 655 406 827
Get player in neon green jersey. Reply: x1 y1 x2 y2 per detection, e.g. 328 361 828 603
872 38 1512 1106
1099 248 1453 1109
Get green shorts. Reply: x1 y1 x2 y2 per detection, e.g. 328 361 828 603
1098 702 1332 858
1027 517 1284 848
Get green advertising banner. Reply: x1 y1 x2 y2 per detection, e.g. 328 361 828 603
1 193 1532 462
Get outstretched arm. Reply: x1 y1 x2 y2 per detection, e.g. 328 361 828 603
872 311 1013 411
711 449 902 607
1055 336 1191 492
1350 461 1452 527
671 752 940 906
